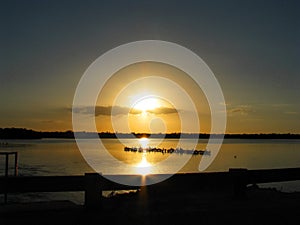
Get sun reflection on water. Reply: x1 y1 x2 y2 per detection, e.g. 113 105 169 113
135 153 152 175
135 137 152 175
139 137 149 149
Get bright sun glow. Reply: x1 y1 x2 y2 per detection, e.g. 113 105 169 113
139 137 149 149
133 97 160 112
135 137 152 175
135 153 152 175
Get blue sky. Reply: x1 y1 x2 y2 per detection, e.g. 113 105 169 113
1 0 299 133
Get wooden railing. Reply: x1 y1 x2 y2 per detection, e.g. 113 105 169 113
0 167 300 207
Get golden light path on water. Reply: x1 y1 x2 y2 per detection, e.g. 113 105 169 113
134 137 153 175
139 137 149 149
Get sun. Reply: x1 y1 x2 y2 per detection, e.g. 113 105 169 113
133 97 160 115
134 97 159 111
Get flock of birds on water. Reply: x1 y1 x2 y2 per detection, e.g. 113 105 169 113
124 146 211 156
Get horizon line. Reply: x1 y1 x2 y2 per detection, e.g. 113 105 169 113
0 127 299 136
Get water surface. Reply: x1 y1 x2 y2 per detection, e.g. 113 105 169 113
1 138 299 204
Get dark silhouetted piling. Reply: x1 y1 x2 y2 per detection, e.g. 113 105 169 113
84 173 102 209
229 168 248 199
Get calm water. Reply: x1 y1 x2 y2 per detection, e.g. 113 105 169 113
0 138 299 204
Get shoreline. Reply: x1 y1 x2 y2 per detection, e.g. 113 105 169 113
1 128 300 139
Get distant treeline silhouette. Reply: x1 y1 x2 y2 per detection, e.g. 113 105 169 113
0 128 74 139
0 128 299 139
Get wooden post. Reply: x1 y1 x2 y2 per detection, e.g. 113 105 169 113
0 152 18 177
4 154 9 204
229 168 248 199
84 173 102 209
14 152 18 176
5 154 9 177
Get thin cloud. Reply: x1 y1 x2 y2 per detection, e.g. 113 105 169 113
129 108 143 115
228 105 254 116
40 120 56 123
146 107 178 115
73 106 134 116
284 111 298 115
72 105 177 116
271 104 291 108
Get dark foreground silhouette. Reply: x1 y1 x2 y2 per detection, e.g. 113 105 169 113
1 185 300 225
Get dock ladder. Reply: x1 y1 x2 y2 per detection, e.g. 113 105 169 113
0 151 18 203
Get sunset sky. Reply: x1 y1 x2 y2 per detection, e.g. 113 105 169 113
1 0 299 133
